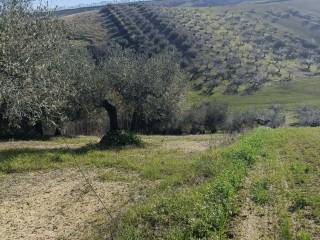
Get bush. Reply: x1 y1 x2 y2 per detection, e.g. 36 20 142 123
256 104 286 128
0 121 45 140
182 102 228 134
224 111 257 133
298 106 320 127
204 102 228 132
225 105 285 132
99 130 142 148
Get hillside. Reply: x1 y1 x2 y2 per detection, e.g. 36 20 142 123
62 0 320 111
152 0 272 7
55 6 104 17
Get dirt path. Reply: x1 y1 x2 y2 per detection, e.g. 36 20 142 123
0 168 140 240
231 166 275 240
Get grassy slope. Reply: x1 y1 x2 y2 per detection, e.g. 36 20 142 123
189 76 320 111
1 128 319 239
112 128 320 239
233 128 320 239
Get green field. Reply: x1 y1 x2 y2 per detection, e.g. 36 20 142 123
188 76 320 110
1 128 319 239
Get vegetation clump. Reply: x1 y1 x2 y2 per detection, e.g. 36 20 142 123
225 104 285 132
298 106 320 127
182 102 228 134
99 130 142 148
251 178 271 205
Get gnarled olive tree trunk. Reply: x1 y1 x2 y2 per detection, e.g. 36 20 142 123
102 100 119 132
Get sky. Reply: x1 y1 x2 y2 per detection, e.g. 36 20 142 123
35 0 139 9
38 0 103 8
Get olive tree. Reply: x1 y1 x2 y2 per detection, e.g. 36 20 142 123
0 0 76 137
90 46 185 134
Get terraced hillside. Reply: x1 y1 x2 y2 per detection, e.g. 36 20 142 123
63 0 320 109
152 0 266 7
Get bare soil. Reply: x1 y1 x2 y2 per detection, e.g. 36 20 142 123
0 168 140 240
231 167 276 240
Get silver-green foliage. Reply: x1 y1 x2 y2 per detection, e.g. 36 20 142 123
92 45 185 130
0 0 74 128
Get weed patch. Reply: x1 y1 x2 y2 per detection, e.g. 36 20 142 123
251 178 271 205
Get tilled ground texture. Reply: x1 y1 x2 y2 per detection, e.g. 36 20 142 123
0 168 139 240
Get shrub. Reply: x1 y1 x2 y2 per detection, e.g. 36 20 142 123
99 130 142 148
225 105 285 132
256 104 286 128
185 48 197 58
224 111 257 133
182 102 228 134
298 106 320 127
204 102 228 133
182 107 206 134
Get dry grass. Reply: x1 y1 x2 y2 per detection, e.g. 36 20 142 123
63 10 108 46
0 168 145 240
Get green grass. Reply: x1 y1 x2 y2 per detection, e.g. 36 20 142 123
241 128 320 239
112 130 265 239
111 128 320 239
48 136 100 145
0 135 218 177
0 131 259 239
250 178 271 205
188 72 320 111
1 128 319 239
97 170 137 182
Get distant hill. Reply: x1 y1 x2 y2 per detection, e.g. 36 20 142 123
152 0 287 7
55 6 104 17
62 0 320 110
